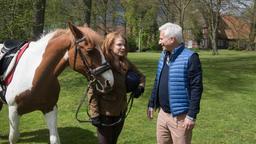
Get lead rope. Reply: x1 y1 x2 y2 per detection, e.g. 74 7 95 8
75 80 96 123
75 83 135 126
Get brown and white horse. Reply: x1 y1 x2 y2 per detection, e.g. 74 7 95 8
0 23 114 144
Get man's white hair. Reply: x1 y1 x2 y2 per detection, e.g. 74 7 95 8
159 22 184 44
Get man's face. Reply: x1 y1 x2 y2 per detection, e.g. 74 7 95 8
159 31 174 51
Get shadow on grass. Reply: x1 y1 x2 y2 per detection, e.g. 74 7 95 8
0 127 97 144
202 55 256 99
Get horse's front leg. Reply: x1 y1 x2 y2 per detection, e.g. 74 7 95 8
8 105 20 144
44 106 60 144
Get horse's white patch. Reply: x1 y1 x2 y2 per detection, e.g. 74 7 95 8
63 51 69 61
5 32 56 105
44 106 60 144
97 46 114 87
8 105 20 143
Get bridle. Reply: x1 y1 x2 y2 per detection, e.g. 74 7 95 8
73 36 114 124
73 37 134 126
73 36 111 93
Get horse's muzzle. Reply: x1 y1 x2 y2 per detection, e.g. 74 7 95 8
103 80 113 93
95 79 113 94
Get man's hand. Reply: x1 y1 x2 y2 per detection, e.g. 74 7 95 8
183 117 195 130
147 107 154 120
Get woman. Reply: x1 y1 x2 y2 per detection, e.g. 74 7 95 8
87 31 145 144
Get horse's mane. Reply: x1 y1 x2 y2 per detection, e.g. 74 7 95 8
77 26 104 45
38 27 103 48
51 27 103 47
51 29 69 39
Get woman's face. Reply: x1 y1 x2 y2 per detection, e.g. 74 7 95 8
112 37 126 57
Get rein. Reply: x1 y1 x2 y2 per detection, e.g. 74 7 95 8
75 83 135 126
75 80 96 123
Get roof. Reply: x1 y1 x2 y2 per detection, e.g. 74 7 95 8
219 15 251 40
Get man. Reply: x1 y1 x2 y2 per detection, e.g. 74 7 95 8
147 22 203 144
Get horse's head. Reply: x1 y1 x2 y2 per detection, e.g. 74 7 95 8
67 22 114 93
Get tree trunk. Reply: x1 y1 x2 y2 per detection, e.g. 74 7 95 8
210 8 219 55
211 31 218 55
249 0 256 50
83 0 92 26
102 0 108 35
32 0 46 40
173 0 191 38
210 0 221 55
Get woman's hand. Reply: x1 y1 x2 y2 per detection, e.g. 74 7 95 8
132 86 144 98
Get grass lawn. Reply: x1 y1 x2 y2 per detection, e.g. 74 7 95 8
1 50 256 144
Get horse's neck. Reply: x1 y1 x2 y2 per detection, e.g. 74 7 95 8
47 37 70 65
54 57 69 77
35 33 71 80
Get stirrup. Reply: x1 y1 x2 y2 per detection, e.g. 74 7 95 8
3 40 21 51
0 40 21 60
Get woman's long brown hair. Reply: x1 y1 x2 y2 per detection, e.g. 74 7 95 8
102 31 129 74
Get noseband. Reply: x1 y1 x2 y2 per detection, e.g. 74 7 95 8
73 37 111 92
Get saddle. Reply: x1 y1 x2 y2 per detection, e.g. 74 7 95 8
0 40 28 103
0 40 24 74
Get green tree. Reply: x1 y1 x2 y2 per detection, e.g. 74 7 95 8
121 0 159 51
246 0 256 50
198 0 223 55
159 0 192 34
44 0 65 30
83 0 92 26
0 0 34 40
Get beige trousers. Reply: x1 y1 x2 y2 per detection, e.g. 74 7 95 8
156 109 192 144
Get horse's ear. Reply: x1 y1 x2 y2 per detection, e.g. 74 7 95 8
68 21 84 39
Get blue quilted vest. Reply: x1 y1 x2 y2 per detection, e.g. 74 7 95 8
154 44 194 116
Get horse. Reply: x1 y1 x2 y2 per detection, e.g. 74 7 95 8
0 22 114 144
